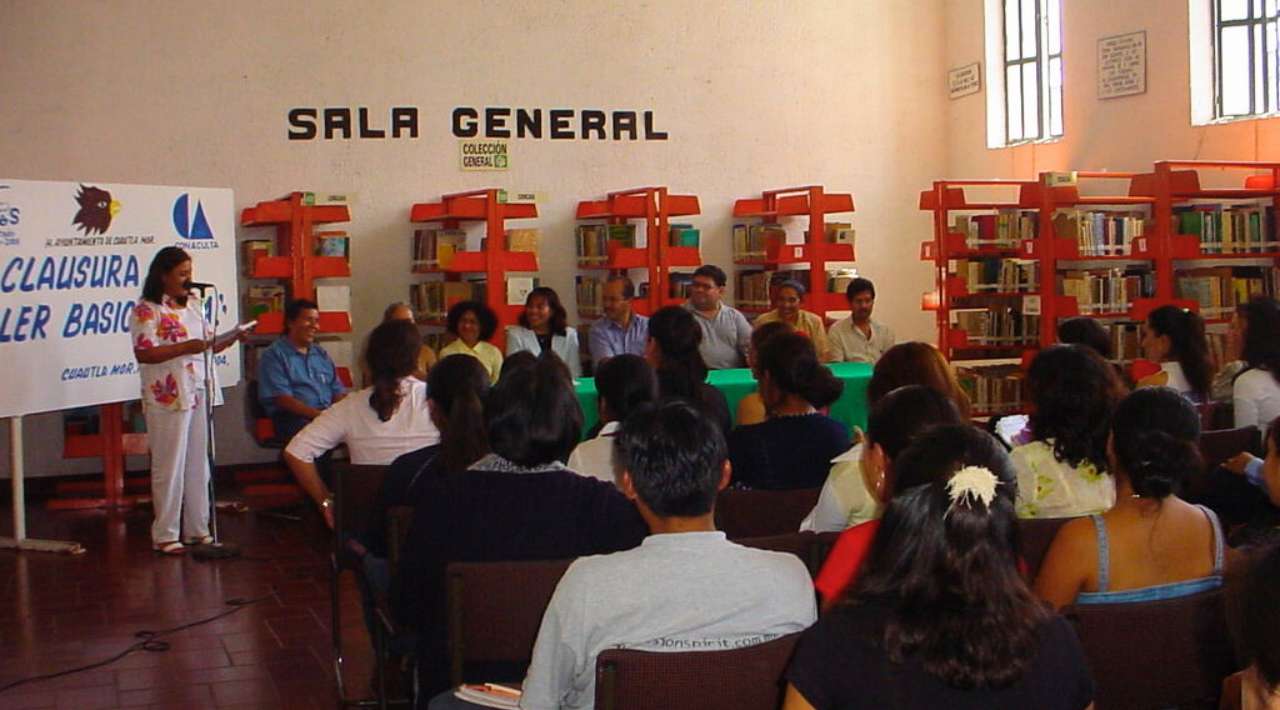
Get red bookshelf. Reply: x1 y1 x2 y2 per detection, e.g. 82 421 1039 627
731 185 856 320
574 186 701 319
241 192 353 335
410 189 540 351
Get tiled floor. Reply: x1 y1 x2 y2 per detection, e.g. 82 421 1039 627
0 498 374 709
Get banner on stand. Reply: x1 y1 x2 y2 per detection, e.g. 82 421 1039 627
0 179 240 418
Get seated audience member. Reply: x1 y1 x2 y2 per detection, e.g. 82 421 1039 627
383 301 437 379
645 306 732 434
1137 305 1213 403
728 332 846 490
506 286 582 378
827 277 895 364
587 275 649 367
754 279 832 361
1058 316 1113 360
1034 387 1231 610
801 341 971 533
812 386 965 606
785 425 1095 710
567 354 657 483
285 320 441 527
737 320 796 427
1011 345 1123 519
1224 416 1280 509
438 300 503 384
683 264 753 369
436 400 817 710
397 355 648 697
1226 540 1280 709
257 298 346 442
1231 296 1280 429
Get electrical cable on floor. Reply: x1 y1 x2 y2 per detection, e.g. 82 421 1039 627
0 587 278 694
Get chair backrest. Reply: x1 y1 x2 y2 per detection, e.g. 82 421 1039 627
715 487 821 539
1063 589 1236 710
735 531 841 579
1017 517 1075 580
385 505 415 570
446 558 574 686
331 462 390 542
595 632 801 710
1194 426 1262 498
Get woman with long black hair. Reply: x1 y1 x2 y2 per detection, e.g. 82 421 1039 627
645 305 731 434
130 246 244 555
1137 305 1212 402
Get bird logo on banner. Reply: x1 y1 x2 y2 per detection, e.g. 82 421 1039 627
72 185 121 235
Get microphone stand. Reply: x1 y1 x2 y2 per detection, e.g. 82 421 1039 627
189 284 240 561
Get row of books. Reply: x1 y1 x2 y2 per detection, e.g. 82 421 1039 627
736 268 859 310
1174 266 1280 319
576 276 604 318
245 284 352 317
413 228 541 272
1176 205 1278 254
731 222 854 260
315 230 349 257
1058 268 1155 315
1052 209 1148 257
955 364 1025 415
950 258 1039 293
1096 322 1142 363
410 281 485 320
576 223 637 264
953 210 1037 249
951 308 1040 346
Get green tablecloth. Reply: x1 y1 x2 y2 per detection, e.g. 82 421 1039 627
575 362 873 436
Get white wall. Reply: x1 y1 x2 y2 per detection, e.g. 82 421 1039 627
0 0 947 478
944 0 1280 178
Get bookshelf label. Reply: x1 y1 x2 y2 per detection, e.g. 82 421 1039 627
460 140 510 171
1022 295 1042 316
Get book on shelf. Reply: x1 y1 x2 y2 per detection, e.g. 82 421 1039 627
669 223 700 247
1058 267 1154 315
736 270 774 309
733 223 786 259
411 281 482 319
413 228 468 272
669 272 694 298
956 364 1025 415
1175 266 1280 320
1175 204 1277 254
950 257 1039 293
950 307 1039 346
316 285 351 313
242 239 275 270
506 276 539 306
505 228 540 254
315 230 349 258
575 223 636 264
953 210 1036 249
244 285 286 319
576 275 603 317
1205 322 1230 371
1052 209 1149 257
828 268 859 295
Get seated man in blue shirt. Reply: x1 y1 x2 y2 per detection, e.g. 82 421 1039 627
257 298 346 443
588 275 649 368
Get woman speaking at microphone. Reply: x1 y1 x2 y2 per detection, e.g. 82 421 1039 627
129 246 244 555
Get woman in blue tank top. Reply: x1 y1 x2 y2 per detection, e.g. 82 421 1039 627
1034 387 1235 610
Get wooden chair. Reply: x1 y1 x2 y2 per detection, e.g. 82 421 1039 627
1017 517 1075 580
735 531 842 579
446 559 574 687
1188 426 1262 504
1063 589 1238 710
715 487 821 539
329 462 392 708
594 632 802 710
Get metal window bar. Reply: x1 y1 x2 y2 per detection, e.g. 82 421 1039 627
1216 0 1280 117
1004 0 1062 142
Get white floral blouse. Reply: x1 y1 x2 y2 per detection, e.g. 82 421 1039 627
129 295 217 412
1012 439 1115 519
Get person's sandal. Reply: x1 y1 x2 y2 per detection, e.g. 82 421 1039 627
153 541 186 555
183 535 213 546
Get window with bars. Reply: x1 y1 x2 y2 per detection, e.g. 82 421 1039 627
1002 0 1064 143
1215 0 1280 118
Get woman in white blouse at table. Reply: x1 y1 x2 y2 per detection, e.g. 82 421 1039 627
1231 296 1280 429
505 286 582 378
285 319 440 527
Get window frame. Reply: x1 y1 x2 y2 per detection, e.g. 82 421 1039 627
1213 0 1280 119
1000 0 1064 146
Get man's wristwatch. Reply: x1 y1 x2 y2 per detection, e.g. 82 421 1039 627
320 496 334 512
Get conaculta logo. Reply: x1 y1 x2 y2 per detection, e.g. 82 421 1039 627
172 193 214 240
73 185 120 236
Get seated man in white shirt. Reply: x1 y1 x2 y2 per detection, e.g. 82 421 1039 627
827 277 895 364
430 399 817 709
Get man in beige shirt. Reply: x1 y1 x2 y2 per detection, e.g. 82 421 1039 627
827 277 894 364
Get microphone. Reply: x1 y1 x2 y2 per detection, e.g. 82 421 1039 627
184 280 216 292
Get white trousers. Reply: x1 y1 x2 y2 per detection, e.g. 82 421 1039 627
143 390 210 544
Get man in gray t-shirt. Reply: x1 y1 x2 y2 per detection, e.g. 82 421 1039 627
521 400 815 710
684 264 753 369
